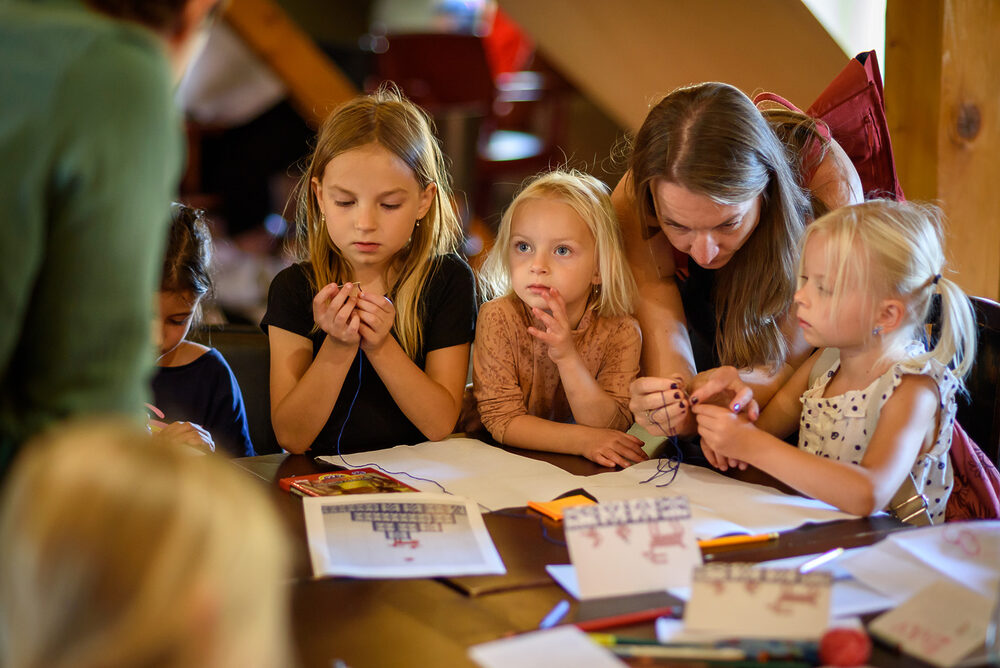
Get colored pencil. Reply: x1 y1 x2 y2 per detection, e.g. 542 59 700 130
698 532 780 550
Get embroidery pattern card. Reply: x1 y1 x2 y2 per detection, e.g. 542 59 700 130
868 580 994 668
563 496 701 599
684 564 832 639
303 492 505 578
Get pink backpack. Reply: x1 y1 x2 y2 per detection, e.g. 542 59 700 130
945 422 1000 521
755 50 905 202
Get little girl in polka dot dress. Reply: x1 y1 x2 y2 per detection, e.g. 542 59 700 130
692 200 977 522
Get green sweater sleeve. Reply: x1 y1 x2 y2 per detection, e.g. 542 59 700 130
0 17 182 471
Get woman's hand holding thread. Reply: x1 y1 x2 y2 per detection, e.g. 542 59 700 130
629 375 694 437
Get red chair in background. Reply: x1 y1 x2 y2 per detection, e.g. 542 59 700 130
371 32 570 229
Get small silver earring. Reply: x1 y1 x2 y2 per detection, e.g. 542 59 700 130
415 218 422 228
872 325 883 337
321 213 326 225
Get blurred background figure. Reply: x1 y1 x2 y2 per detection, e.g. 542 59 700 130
0 419 292 668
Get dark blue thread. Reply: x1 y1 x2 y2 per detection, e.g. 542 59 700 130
639 389 684 487
333 353 450 494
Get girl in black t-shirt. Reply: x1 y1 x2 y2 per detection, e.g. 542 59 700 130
261 85 476 456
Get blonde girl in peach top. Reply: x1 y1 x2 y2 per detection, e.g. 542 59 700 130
474 170 646 468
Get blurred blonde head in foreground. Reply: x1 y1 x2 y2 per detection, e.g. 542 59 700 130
0 419 292 668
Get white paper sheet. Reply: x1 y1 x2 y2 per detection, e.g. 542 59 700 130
888 521 1000 592
580 460 856 536
318 439 858 538
839 521 1000 603
302 492 505 578
318 439 578 512
469 626 626 668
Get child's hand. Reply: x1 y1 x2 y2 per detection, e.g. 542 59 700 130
527 288 578 364
689 366 759 421
629 375 695 437
152 421 215 454
691 403 756 471
313 282 360 347
356 291 396 352
577 427 649 468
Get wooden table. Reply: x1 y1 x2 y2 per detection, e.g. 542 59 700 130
233 449 922 668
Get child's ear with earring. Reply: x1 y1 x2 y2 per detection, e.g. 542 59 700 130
874 297 906 336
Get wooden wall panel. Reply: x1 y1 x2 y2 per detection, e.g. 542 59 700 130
887 0 999 300
937 1 1000 300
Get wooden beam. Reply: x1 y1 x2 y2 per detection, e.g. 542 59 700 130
499 0 847 133
224 0 357 128
887 0 999 300
885 0 943 202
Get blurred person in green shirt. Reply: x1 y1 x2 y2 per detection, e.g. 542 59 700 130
0 0 223 479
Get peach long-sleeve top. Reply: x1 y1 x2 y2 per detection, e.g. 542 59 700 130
472 295 642 441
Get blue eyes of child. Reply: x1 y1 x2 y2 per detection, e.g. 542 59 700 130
513 242 573 256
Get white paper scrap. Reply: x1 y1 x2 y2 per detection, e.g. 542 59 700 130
545 564 580 600
869 580 994 668
302 492 505 578
469 626 626 668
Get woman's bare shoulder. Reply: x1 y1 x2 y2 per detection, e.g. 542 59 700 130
808 138 864 211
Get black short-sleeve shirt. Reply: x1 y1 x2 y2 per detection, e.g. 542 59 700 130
151 349 255 457
261 254 477 455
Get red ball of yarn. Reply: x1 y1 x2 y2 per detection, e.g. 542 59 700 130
819 628 872 667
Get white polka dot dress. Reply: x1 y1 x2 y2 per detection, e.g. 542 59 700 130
799 344 957 522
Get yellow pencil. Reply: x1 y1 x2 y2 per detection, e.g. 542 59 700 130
697 531 779 550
